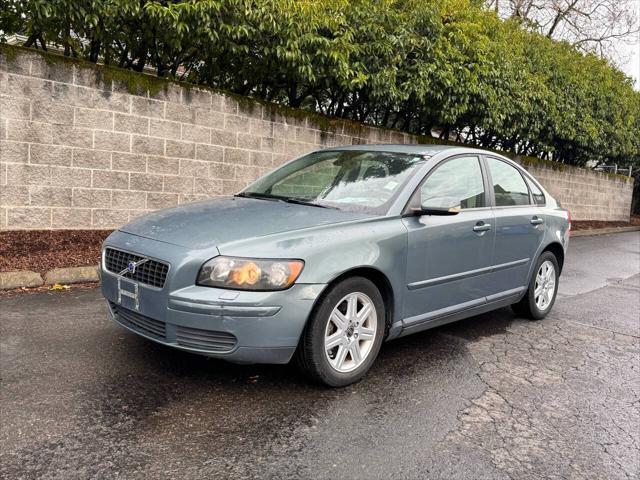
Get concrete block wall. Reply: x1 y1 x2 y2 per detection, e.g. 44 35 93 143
0 46 634 228
523 163 634 221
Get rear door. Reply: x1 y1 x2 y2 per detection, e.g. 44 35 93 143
483 156 545 299
402 155 495 327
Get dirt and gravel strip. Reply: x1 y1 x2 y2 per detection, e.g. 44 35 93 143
0 230 111 275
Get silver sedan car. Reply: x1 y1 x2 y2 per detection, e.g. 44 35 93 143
101 145 570 386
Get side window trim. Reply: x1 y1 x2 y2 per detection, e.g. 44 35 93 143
482 155 533 208
522 172 547 206
403 154 489 214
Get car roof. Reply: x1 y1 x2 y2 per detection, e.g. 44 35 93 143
325 144 461 156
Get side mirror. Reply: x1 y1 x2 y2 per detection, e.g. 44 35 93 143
411 206 461 216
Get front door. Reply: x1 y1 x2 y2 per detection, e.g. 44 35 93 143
402 155 495 327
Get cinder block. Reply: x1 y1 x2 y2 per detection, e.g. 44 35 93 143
72 188 111 207
112 153 146 172
30 56 74 83
30 144 72 166
0 140 29 163
167 103 197 124
114 113 149 135
92 208 129 227
131 97 165 119
129 172 164 192
94 130 130 152
195 108 224 128
31 99 74 125
52 208 91 228
179 159 209 177
237 133 261 151
92 170 129 190
224 114 245 132
182 88 212 108
0 95 31 120
29 186 72 206
223 148 251 165
0 185 29 205
75 108 114 130
208 162 235 180
196 144 223 163
181 124 210 143
73 149 111 169
7 74 53 100
149 118 182 140
235 165 262 183
210 128 237 147
146 192 179 209
6 163 51 186
165 139 195 159
222 96 239 115
51 125 93 149
194 178 222 195
163 175 193 193
7 206 51 228
112 190 146 209
132 135 164 156
7 120 53 144
147 156 179 175
51 166 92 187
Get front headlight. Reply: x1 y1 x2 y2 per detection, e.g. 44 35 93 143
196 256 304 291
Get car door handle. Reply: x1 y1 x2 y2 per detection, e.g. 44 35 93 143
530 216 544 225
473 222 491 232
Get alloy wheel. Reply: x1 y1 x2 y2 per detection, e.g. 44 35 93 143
534 260 556 311
324 292 377 373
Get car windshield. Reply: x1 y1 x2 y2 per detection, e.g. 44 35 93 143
240 150 426 214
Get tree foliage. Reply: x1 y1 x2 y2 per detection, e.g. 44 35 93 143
1 0 638 165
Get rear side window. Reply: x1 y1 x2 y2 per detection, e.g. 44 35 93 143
525 178 545 205
486 158 531 206
420 156 485 209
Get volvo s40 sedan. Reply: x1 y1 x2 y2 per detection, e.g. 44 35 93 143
101 145 570 386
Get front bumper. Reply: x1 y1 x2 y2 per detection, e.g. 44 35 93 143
101 233 325 364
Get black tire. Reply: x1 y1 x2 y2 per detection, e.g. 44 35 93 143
512 251 560 320
295 276 386 387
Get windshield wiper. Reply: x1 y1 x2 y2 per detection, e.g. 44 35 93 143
235 192 337 209
279 197 338 209
234 192 281 202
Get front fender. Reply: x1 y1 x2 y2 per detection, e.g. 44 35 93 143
218 216 409 337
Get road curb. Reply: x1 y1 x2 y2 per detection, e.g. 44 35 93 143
0 271 44 290
571 226 640 237
44 266 100 286
1 265 100 290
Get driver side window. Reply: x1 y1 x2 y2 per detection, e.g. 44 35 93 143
420 156 485 210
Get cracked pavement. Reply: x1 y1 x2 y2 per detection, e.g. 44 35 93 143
1 232 639 479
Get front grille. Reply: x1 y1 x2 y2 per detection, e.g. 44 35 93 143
176 325 237 352
110 302 166 340
104 248 169 288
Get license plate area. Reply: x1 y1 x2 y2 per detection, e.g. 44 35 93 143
117 277 139 311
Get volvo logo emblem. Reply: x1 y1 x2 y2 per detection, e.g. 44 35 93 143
119 258 149 276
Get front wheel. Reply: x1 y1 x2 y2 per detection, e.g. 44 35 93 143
512 251 560 320
295 277 385 387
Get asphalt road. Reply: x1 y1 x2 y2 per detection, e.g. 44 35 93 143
1 232 639 480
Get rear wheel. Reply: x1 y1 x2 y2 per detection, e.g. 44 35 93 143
512 251 559 320
296 277 385 387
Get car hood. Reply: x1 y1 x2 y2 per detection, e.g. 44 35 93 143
119 197 374 250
